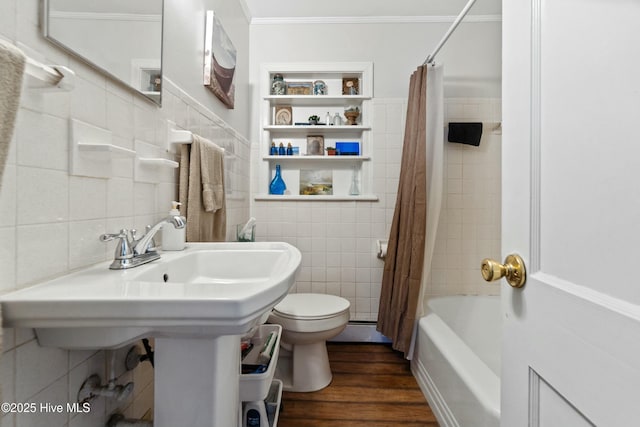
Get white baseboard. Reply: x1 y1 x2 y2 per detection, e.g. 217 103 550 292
330 322 391 343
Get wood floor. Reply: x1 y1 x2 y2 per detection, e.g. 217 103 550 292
277 343 439 427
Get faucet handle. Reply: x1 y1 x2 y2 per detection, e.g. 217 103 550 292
99 229 127 242
100 229 134 260
144 225 158 252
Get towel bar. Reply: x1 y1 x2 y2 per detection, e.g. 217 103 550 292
165 120 226 154
25 57 75 91
165 120 193 153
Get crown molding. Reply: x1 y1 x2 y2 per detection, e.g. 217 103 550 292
250 14 501 25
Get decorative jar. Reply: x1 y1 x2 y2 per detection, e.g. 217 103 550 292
313 80 327 95
271 74 286 95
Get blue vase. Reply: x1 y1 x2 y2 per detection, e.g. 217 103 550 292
269 165 286 195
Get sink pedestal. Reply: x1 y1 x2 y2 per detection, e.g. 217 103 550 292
0 241 302 426
154 335 240 427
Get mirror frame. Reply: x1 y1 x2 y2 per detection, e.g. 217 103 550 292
41 0 164 106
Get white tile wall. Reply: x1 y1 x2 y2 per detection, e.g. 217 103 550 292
1 2 498 420
251 97 501 321
251 98 406 321
425 98 502 297
0 8 251 426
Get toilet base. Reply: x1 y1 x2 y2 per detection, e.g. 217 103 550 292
276 341 332 392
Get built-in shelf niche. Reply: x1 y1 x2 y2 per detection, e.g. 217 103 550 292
258 62 376 202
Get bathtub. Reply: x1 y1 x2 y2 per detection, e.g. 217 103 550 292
411 296 501 427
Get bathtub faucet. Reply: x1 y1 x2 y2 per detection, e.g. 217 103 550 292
100 215 186 270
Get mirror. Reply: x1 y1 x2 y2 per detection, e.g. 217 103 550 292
43 0 163 105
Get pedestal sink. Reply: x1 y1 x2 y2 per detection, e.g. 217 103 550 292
0 242 301 427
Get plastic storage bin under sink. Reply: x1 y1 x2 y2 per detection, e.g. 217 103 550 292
240 324 282 402
241 379 283 427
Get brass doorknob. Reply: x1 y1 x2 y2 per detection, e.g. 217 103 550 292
481 254 526 288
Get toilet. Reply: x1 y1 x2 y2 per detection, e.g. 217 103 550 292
268 293 350 392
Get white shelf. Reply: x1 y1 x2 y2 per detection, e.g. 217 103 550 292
264 125 370 133
264 95 370 106
77 142 136 158
70 119 136 178
254 194 379 201
259 62 375 202
263 155 370 161
138 158 179 168
134 139 178 183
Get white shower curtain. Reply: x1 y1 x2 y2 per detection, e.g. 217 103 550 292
408 64 444 358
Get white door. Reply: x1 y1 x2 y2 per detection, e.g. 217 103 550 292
499 1 640 425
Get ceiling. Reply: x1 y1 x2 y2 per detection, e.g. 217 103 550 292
242 0 502 21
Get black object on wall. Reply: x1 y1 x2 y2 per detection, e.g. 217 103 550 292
448 122 483 146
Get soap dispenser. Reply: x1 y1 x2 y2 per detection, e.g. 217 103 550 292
162 201 186 250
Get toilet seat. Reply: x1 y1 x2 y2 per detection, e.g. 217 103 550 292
272 293 350 320
270 293 350 333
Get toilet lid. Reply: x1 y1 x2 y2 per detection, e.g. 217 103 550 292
273 293 350 320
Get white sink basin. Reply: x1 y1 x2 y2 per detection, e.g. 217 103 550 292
0 242 301 349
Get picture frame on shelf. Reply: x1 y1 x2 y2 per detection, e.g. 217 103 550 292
300 170 333 196
287 81 313 95
306 135 324 155
342 78 360 95
274 106 292 125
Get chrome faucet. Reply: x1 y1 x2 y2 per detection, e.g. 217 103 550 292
134 215 185 256
100 215 186 270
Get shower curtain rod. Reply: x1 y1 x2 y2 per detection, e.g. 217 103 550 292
423 0 478 65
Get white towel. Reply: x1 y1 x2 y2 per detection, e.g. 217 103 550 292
0 39 25 190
